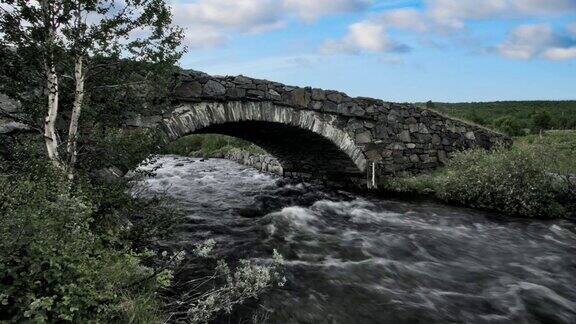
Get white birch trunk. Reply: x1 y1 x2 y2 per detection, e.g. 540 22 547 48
41 0 63 170
67 56 85 180
45 63 62 169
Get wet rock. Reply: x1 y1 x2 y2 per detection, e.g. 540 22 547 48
237 207 263 218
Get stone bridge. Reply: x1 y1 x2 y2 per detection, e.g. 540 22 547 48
138 70 509 188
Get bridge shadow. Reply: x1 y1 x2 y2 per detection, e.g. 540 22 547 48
189 121 365 186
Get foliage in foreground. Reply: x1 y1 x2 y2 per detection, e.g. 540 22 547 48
0 135 284 323
0 168 169 322
381 132 576 219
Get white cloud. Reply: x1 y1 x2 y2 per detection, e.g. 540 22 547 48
284 0 371 21
378 8 428 32
543 46 576 60
496 24 556 59
426 0 508 29
181 26 227 49
425 0 576 30
322 21 405 54
171 0 370 48
170 0 284 49
511 0 576 14
323 0 576 60
172 0 283 33
495 23 576 60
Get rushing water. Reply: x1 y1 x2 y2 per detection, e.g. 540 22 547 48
134 155 576 324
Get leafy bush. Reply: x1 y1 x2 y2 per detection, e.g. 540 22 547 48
493 115 527 136
381 132 576 219
0 169 170 322
434 147 565 218
79 128 162 174
532 110 553 133
170 241 285 323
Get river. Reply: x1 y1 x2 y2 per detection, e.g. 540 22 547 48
134 155 576 324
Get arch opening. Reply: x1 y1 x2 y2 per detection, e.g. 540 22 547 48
193 121 364 183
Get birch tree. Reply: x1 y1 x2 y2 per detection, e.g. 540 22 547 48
0 0 183 179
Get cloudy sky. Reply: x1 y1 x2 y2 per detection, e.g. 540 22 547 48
172 0 576 102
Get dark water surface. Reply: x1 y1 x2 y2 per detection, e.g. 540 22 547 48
134 155 576 324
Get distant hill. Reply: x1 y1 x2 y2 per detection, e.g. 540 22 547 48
417 101 576 136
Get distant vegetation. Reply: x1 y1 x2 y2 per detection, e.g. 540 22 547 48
422 101 576 136
165 134 266 158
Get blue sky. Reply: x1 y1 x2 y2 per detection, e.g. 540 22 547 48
172 0 576 102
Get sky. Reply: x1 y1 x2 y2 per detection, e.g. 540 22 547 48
170 0 576 102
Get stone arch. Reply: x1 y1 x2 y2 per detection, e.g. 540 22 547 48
158 100 368 183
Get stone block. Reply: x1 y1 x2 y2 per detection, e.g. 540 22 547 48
327 92 343 103
398 130 411 142
203 80 226 96
226 87 245 98
291 88 311 107
311 88 326 100
174 81 202 97
234 75 252 84
355 131 372 144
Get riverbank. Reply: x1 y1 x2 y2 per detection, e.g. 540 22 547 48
379 130 576 219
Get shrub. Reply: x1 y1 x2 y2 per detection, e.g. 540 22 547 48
532 110 553 133
434 147 565 218
381 133 575 219
492 115 526 136
0 169 170 322
79 128 162 174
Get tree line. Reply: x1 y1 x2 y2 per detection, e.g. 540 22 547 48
425 100 576 136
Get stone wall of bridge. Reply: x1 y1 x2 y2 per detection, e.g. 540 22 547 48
150 70 511 188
